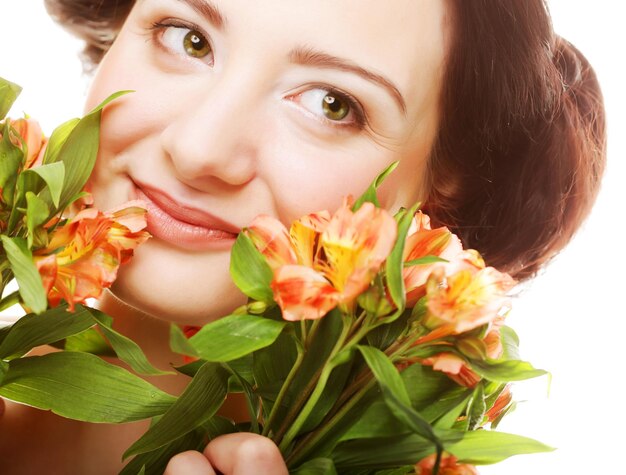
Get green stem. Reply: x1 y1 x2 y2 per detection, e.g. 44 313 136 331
0 290 20 313
261 343 305 437
273 316 352 450
300 319 307 345
286 377 378 467
285 334 422 466
305 319 321 349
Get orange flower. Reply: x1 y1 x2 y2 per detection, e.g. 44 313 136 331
34 201 150 310
421 352 482 388
403 212 462 304
415 453 479 475
485 385 513 424
423 262 515 336
8 118 47 169
247 214 298 268
320 202 397 303
246 201 397 320
271 265 340 321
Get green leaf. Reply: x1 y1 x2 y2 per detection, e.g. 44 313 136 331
356 346 410 405
123 362 229 459
333 434 434 469
356 346 443 454
0 236 47 314
0 305 95 359
465 383 486 431
0 359 8 385
352 161 399 211
374 467 415 475
431 391 472 430
253 329 298 417
87 308 172 376
383 203 420 316
341 399 411 441
441 429 555 464
229 233 274 302
0 76 22 119
25 192 50 247
0 352 175 422
499 325 521 361
189 314 285 362
400 364 459 412
169 323 199 358
292 458 338 475
64 327 116 355
20 161 65 209
404 256 448 267
224 362 260 433
0 122 23 204
42 117 80 165
46 91 132 210
470 358 547 382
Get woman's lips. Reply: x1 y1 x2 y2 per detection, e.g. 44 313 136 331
134 185 240 252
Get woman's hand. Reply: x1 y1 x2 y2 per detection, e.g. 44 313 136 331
164 433 288 475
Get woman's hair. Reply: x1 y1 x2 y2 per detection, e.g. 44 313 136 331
45 0 606 281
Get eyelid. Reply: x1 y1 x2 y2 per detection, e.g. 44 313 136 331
288 84 369 131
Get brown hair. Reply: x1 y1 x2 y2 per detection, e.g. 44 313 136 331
44 0 606 280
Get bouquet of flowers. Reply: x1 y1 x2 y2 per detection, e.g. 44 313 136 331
0 77 552 475
0 76 173 426
119 164 552 474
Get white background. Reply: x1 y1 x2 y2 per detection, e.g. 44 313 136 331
1 2 625 473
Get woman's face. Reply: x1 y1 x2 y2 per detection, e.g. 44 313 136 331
85 0 448 323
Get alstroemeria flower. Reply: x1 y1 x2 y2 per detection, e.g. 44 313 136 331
271 265 340 321
485 385 513 424
320 202 397 303
423 262 516 336
9 118 47 169
34 201 150 310
415 453 479 475
421 352 482 388
246 201 397 320
402 212 463 304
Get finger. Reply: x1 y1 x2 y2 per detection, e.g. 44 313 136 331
204 433 288 475
164 450 216 475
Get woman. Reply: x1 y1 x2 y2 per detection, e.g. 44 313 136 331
0 0 605 473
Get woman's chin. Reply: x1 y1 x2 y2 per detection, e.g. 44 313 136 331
105 263 248 326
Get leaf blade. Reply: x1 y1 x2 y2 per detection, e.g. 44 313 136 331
0 352 175 423
189 314 285 362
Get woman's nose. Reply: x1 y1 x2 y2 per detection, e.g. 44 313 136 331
160 77 260 189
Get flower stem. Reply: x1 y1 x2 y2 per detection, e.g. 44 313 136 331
0 290 19 313
261 342 305 437
273 315 352 450
286 377 378 467
285 333 422 466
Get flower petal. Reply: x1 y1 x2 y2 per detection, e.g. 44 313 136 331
247 215 297 269
271 264 340 321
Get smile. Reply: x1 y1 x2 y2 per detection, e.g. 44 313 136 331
133 181 240 252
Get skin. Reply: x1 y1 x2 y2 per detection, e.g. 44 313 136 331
0 0 448 473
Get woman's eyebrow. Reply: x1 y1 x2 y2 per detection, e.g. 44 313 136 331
289 47 407 114
175 0 226 29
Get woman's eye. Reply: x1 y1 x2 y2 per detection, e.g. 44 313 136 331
297 88 362 125
157 24 213 62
